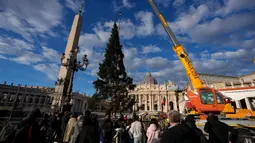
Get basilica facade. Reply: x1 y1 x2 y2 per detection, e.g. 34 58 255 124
128 72 183 113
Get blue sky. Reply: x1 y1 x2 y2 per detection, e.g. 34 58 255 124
0 0 255 95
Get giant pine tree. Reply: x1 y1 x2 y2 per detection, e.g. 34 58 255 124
93 22 136 116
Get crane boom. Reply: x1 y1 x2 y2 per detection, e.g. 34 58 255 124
148 0 203 90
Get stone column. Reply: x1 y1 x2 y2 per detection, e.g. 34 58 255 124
136 95 139 110
144 95 147 111
157 95 160 111
245 98 252 110
139 94 142 109
152 95 155 111
166 94 169 112
149 94 152 111
151 94 154 111
173 94 178 110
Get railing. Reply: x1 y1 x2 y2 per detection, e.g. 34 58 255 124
0 117 46 141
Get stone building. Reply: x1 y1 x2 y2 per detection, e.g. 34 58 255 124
0 82 89 119
128 72 183 113
70 92 89 114
0 83 54 119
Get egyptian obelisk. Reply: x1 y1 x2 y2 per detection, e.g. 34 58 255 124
52 10 83 109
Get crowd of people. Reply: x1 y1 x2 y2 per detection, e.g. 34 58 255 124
0 108 244 143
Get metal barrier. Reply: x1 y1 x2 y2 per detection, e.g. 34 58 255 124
113 128 124 143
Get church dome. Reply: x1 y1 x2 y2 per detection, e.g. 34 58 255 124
141 72 158 84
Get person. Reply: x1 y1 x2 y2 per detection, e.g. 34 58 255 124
204 114 233 143
38 113 50 140
45 113 62 143
75 116 98 143
183 115 208 143
147 118 160 143
3 108 43 143
100 118 114 143
72 115 84 143
160 110 199 143
91 114 100 143
124 119 133 143
63 113 77 143
130 115 143 143
85 110 91 118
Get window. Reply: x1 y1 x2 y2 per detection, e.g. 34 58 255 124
200 90 215 104
216 92 224 104
154 104 157 111
17 94 22 102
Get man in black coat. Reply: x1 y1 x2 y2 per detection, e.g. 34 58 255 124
75 116 99 143
184 115 208 143
204 114 233 143
160 110 200 143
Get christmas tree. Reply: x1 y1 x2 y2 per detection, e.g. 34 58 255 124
93 22 136 116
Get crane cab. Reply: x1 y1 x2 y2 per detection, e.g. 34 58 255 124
186 88 226 114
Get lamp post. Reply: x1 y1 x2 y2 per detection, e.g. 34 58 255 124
60 48 89 112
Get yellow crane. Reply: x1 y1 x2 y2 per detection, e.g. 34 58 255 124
148 0 255 128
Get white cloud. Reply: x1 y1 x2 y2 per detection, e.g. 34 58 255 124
10 52 43 65
92 22 112 43
135 11 154 36
0 37 34 54
142 45 162 54
95 20 136 40
93 11 154 41
0 36 61 76
123 47 141 70
0 37 35 58
113 0 135 12
42 46 61 63
154 0 255 48
65 0 83 12
155 4 209 40
122 0 136 8
173 0 185 6
79 33 105 50
189 12 255 43
0 0 62 41
118 20 136 39
78 33 106 76
145 57 170 69
211 49 247 59
33 64 59 80
123 47 170 70
0 54 8 60
171 4 210 34
216 0 255 16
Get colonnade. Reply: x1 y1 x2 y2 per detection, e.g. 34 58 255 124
131 92 178 113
